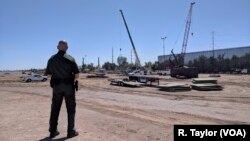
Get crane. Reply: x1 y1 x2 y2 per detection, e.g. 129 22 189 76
169 2 198 78
170 2 195 67
119 10 141 67
179 2 195 66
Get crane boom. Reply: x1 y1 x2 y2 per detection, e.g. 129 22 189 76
180 2 195 66
169 2 198 79
119 10 141 67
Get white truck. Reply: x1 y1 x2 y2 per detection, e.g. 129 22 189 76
128 70 145 76
22 74 48 82
241 69 249 74
95 69 106 76
157 69 170 76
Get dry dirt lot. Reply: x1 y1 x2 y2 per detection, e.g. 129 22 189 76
0 72 249 141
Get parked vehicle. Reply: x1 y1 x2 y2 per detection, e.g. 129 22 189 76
95 69 106 76
241 69 249 74
231 68 242 74
22 74 47 82
170 66 199 78
128 70 145 76
157 69 170 76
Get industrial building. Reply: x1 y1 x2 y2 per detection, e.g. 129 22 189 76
158 46 250 64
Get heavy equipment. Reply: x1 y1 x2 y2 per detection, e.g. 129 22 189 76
169 2 198 78
119 10 141 68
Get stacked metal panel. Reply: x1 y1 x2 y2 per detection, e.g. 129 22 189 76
158 83 191 92
191 78 223 91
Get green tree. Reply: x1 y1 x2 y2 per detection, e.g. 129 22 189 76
117 56 128 70
231 55 238 69
102 62 117 71
151 61 159 71
144 61 153 70
197 55 207 73
86 63 95 71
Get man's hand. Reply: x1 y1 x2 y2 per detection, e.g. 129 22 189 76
75 73 79 79
74 80 78 91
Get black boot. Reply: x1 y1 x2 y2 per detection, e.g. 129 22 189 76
67 129 79 138
50 130 60 138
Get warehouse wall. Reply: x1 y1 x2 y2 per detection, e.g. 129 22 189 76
158 46 250 64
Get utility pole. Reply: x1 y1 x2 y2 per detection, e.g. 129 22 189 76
98 57 100 69
112 47 114 64
82 57 85 71
161 37 167 64
84 55 87 64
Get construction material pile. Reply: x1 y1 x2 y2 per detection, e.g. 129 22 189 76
158 83 191 92
191 78 223 91
192 78 218 84
109 79 143 88
191 83 223 91
87 74 108 78
209 74 221 77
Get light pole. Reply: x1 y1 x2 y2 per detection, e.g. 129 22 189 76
82 57 84 67
82 55 87 71
161 37 167 65
84 55 87 67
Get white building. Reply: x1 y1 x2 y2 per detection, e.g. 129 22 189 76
158 46 250 64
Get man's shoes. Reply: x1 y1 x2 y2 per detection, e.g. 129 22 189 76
49 130 60 138
67 130 79 138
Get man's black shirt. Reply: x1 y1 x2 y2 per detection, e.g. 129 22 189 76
45 51 79 79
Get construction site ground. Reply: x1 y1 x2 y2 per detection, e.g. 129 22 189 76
0 72 249 141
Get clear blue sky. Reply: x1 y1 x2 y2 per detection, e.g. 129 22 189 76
0 0 249 70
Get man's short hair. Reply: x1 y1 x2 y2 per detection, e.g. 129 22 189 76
58 40 68 47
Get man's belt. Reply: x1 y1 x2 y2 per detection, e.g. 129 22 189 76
50 77 74 87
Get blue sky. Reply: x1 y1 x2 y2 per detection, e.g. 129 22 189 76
0 0 249 70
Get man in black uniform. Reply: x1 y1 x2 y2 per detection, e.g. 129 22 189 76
45 40 79 138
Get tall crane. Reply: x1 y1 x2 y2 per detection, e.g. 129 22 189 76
169 2 198 78
119 10 141 67
179 2 195 66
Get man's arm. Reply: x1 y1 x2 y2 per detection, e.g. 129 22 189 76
44 59 52 76
74 73 79 91
45 59 54 88
75 73 79 80
72 60 80 80
72 61 80 91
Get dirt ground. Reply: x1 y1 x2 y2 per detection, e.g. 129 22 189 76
0 72 249 141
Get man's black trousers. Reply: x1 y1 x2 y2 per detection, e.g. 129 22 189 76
49 84 76 133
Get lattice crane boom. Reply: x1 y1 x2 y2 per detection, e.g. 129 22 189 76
180 2 195 66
